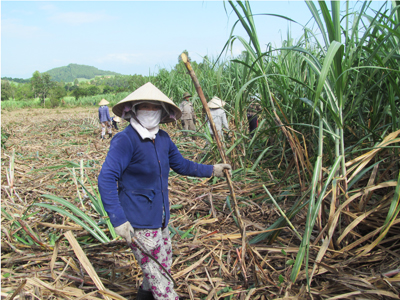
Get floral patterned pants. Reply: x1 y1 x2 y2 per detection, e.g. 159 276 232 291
129 227 179 300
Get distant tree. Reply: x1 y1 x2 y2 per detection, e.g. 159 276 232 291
65 82 73 92
115 86 127 93
87 85 100 96
31 71 42 98
103 85 114 94
15 83 34 100
69 85 78 92
1 80 12 101
41 73 53 103
48 84 67 107
72 87 87 101
31 71 54 105
9 82 18 100
74 79 79 86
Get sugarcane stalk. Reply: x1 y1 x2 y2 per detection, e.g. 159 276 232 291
180 52 246 240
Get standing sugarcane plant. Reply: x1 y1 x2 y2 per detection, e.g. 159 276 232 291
290 1 400 286
224 0 400 291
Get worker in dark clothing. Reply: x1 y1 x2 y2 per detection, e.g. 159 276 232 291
112 116 121 130
247 94 262 137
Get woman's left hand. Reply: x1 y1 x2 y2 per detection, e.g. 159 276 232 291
114 221 135 245
213 164 232 177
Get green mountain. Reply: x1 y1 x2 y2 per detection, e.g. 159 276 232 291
45 63 122 82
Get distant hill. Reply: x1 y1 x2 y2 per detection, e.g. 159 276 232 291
45 63 122 82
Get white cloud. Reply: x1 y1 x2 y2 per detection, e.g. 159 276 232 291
96 53 145 64
39 3 58 13
1 18 40 38
49 11 116 25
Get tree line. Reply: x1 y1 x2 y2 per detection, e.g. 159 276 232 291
1 72 147 106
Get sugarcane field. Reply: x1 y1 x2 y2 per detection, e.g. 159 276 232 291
1 1 400 300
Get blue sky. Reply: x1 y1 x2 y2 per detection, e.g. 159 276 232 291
1 1 388 79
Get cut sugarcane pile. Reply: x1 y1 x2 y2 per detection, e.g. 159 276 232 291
2 107 399 299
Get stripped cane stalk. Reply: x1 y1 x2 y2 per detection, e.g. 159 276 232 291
180 52 246 241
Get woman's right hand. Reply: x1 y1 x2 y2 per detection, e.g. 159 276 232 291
114 221 135 245
213 164 232 177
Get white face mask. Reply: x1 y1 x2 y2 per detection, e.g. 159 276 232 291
135 109 162 129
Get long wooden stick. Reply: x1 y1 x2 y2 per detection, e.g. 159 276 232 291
180 52 246 241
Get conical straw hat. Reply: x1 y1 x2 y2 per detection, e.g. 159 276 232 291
182 92 192 99
113 116 121 123
112 82 181 123
208 96 226 109
99 98 109 106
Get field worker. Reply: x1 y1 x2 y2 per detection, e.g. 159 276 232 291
98 82 231 300
247 93 262 137
179 92 196 139
112 116 121 131
207 96 229 140
98 98 113 140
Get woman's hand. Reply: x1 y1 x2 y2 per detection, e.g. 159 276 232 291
213 164 232 177
114 221 135 245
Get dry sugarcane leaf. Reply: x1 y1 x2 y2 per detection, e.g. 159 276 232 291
357 218 400 257
26 277 78 297
173 244 219 279
38 222 83 231
208 228 285 240
6 279 26 300
337 204 386 244
53 257 73 284
205 282 221 300
189 284 208 295
64 231 112 300
50 240 60 280
97 289 129 300
326 289 400 300
345 129 400 169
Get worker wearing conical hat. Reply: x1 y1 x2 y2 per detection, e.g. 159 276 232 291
179 92 197 140
111 115 121 131
207 96 229 140
98 98 112 140
98 82 231 300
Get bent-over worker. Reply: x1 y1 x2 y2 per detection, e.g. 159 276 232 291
112 115 121 131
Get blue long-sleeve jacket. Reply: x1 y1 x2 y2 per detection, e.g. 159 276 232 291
98 105 111 122
98 125 213 229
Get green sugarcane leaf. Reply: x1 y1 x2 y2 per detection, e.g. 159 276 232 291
34 203 108 243
41 194 110 242
181 226 195 239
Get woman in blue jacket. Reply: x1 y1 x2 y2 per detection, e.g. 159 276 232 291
98 82 231 300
